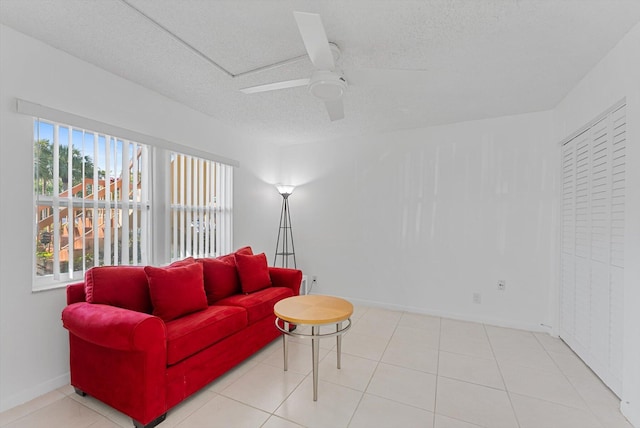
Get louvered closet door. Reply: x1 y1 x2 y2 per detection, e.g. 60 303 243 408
559 103 626 396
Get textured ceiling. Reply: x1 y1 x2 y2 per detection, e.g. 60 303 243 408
2 0 640 145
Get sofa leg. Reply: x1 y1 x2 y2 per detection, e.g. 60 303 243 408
133 413 166 428
73 387 87 397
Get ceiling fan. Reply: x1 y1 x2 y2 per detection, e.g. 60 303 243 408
240 11 430 121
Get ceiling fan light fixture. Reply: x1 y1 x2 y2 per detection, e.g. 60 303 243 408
308 70 347 101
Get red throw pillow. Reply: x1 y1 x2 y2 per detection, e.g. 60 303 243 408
144 263 207 322
85 266 152 313
197 258 241 304
169 257 196 267
216 253 236 264
235 246 253 256
235 252 272 294
214 247 251 267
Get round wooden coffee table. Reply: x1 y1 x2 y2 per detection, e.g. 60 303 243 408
274 295 353 401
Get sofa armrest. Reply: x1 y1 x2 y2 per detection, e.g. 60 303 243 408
268 267 303 295
63 302 168 426
62 302 166 352
67 282 86 304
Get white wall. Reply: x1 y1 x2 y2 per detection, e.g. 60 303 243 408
3 15 638 422
0 25 280 411
281 110 557 331
552 22 640 427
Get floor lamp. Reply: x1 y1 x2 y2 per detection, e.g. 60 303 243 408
274 184 296 268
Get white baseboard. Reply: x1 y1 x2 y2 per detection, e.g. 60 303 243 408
337 295 550 333
0 372 70 413
621 401 640 428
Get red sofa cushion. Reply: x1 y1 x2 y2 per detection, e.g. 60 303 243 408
169 257 196 267
215 286 294 324
236 252 272 294
197 258 239 304
165 305 247 365
145 263 207 322
196 247 254 304
85 266 152 314
216 246 252 265
234 246 253 256
216 254 235 264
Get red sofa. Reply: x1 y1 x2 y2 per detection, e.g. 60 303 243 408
61 248 301 428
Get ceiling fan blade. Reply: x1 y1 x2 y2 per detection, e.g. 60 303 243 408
293 12 335 70
344 68 430 87
324 99 344 121
240 78 310 94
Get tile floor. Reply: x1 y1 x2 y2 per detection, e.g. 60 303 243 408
0 306 633 428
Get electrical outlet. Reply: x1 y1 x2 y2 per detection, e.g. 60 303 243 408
497 280 506 291
473 292 481 304
312 275 318 285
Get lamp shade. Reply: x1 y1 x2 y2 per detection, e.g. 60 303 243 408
276 184 295 195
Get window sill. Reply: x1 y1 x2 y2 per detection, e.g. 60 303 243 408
33 278 81 293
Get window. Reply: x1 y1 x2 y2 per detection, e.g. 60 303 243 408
25 99 237 290
169 152 233 260
33 119 150 287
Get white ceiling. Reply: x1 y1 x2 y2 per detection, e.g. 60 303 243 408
2 0 640 146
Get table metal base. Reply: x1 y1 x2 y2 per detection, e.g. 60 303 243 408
276 318 352 401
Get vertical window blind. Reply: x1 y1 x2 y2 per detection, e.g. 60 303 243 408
169 152 233 260
26 101 238 291
34 119 150 288
559 102 626 395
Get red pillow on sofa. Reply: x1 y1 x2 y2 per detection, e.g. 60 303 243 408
85 266 152 313
169 257 196 267
235 252 272 294
235 246 253 256
197 258 241 304
144 263 207 322
195 247 254 303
